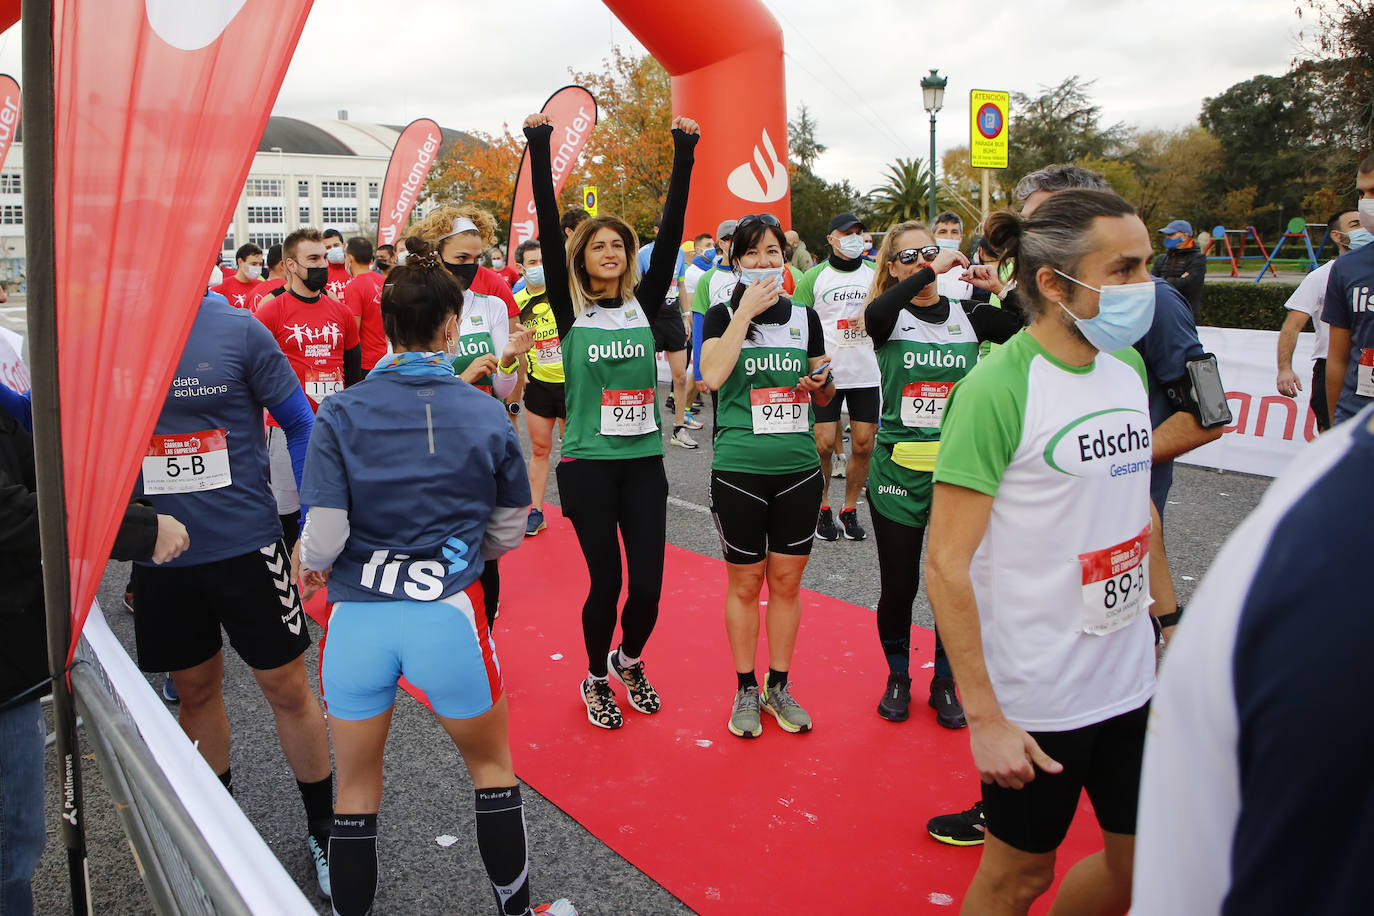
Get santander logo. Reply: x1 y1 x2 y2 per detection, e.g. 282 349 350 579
727 128 789 203
145 0 249 51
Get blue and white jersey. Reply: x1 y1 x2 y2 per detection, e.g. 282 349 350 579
137 293 303 566
300 358 530 604
1133 405 1374 915
1321 242 1374 421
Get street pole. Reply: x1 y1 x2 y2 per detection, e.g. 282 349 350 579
928 111 938 225
981 168 990 224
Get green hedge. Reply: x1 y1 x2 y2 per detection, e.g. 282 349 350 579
1199 282 1297 331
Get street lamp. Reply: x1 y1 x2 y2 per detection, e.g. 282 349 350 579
920 69 947 225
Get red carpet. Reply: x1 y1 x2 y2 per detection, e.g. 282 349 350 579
306 506 1105 913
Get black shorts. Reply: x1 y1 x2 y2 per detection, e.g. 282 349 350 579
651 301 688 353
1311 358 1330 432
131 540 311 673
981 702 1150 854
710 467 825 565
812 386 880 425
524 376 566 420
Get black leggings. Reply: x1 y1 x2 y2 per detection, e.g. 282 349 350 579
556 456 668 677
870 500 951 681
480 559 500 631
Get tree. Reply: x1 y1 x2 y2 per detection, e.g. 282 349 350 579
423 128 524 239
868 157 936 226
786 104 861 255
1297 0 1374 151
1008 76 1130 184
941 146 1013 224
789 105 827 171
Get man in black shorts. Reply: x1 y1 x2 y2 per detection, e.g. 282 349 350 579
132 290 335 900
639 215 702 448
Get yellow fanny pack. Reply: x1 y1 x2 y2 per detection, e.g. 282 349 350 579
891 440 940 473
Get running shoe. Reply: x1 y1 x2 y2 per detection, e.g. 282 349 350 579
691 394 705 411
815 507 841 542
162 674 179 704
831 453 847 478
581 678 623 730
877 673 912 722
682 412 704 430
839 508 867 541
307 834 330 899
608 651 661 714
929 677 967 729
670 427 699 449
525 507 547 537
122 582 135 614
927 800 985 847
760 680 812 733
664 394 676 413
533 900 579 916
727 685 763 738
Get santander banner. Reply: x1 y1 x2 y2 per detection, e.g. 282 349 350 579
0 75 19 172
376 118 442 247
508 86 597 253
53 0 315 659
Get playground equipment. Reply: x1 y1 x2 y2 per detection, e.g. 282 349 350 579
1204 219 1322 281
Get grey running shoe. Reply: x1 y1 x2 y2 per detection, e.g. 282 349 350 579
608 651 660 714
728 685 763 738
581 677 623 729
307 834 330 899
761 680 813 733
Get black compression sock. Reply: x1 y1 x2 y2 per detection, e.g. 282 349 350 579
475 786 530 916
216 767 233 795
297 775 335 849
767 668 788 690
737 671 757 691
329 813 378 916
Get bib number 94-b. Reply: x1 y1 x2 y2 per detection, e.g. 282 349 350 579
600 389 657 436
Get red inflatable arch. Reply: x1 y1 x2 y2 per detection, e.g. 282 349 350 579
601 0 791 237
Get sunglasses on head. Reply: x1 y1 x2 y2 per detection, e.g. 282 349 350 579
736 213 782 231
893 246 940 265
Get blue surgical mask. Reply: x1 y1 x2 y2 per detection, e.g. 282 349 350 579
1054 270 1156 353
837 234 866 259
935 237 960 251
1163 236 1182 250
524 265 546 287
737 266 785 287
1349 228 1374 251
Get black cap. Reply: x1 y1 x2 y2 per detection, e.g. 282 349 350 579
828 211 863 234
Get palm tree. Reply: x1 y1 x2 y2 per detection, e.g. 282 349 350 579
869 157 935 226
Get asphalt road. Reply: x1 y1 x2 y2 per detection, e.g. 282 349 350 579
24 375 1271 916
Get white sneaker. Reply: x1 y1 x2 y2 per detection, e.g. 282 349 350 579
671 427 699 449
832 453 847 478
682 412 705 430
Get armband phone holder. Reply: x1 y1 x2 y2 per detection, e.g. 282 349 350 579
1184 353 1232 429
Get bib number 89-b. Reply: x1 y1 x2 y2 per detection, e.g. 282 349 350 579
1101 565 1145 610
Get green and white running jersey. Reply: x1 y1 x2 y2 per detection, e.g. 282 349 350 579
563 298 661 460
691 264 738 316
711 305 818 474
793 260 878 389
875 299 981 451
934 331 1156 732
449 289 506 395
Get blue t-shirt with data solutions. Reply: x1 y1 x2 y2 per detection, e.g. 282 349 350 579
1322 241 1374 422
136 294 304 566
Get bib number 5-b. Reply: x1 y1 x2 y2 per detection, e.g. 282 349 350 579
142 429 232 494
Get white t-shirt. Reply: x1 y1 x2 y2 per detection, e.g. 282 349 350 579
794 260 879 390
1284 258 1333 361
683 262 708 300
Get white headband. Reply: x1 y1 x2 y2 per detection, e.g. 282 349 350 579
437 217 479 242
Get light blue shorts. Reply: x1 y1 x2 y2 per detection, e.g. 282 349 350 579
321 581 502 721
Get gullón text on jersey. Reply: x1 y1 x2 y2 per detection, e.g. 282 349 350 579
172 375 229 398
744 353 803 376
456 337 492 357
903 350 967 370
587 340 647 362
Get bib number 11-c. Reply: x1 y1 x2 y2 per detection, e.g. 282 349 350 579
1077 524 1149 636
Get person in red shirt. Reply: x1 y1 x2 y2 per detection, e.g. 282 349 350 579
490 244 520 288
213 242 264 310
342 236 387 371
255 228 362 546
321 228 352 301
249 243 288 312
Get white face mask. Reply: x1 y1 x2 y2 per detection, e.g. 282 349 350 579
491 257 505 270
837 234 866 259
396 250 408 265
935 237 960 251
736 265 785 288
523 265 546 288
326 247 345 265
244 263 262 281
1359 197 1374 232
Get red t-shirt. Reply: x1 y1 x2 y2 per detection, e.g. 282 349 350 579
342 271 387 371
495 264 520 288
255 289 361 425
213 274 260 310
473 265 519 318
248 278 286 312
325 263 352 301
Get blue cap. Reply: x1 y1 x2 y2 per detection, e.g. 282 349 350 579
1158 219 1193 236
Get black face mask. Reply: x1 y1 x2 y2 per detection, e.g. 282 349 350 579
300 265 329 293
375 260 391 271
446 261 479 286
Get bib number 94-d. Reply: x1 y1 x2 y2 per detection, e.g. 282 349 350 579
750 386 809 434
900 381 952 428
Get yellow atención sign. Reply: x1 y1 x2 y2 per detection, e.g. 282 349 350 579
969 90 1009 170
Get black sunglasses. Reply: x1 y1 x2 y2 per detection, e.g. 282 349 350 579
893 246 940 265
736 213 782 231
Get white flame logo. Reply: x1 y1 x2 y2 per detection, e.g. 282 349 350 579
727 128 789 203
145 0 249 51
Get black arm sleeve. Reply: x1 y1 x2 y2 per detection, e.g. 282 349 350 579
523 123 575 338
635 130 699 321
806 307 826 358
343 345 363 387
998 287 1029 326
110 503 158 562
863 267 936 347
702 303 732 341
967 301 1024 345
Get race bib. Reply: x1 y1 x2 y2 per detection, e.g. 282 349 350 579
750 386 810 434
1077 525 1150 636
1358 348 1374 397
535 335 563 366
900 381 953 429
600 389 657 436
304 368 344 405
836 317 868 348
142 429 231 495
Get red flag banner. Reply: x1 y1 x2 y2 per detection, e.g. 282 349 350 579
507 85 597 253
0 75 19 171
53 0 315 661
376 117 442 247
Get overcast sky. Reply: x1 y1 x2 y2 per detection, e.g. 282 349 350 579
0 0 1309 193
